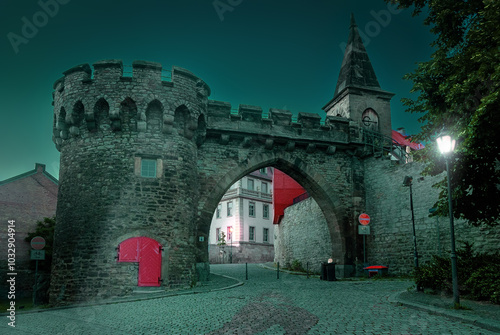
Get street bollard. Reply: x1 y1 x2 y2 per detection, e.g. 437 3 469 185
245 262 248 280
277 262 280 279
307 262 309 279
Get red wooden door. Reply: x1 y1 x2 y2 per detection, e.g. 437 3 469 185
118 237 162 287
138 237 162 287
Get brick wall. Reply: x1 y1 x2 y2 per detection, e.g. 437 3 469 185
0 164 58 298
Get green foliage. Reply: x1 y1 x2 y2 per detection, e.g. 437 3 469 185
24 217 55 272
466 265 500 304
386 0 500 226
414 242 500 304
290 259 304 272
217 231 226 246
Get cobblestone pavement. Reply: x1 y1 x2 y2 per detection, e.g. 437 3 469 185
2 263 498 334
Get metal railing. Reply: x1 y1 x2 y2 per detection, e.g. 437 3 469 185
361 128 412 163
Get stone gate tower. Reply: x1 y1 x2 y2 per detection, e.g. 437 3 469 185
50 60 209 303
323 14 394 137
50 16 398 305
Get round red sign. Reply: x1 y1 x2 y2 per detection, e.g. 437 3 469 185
30 236 46 250
358 213 370 226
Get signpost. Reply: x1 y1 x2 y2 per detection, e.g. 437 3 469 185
358 214 370 264
30 236 46 306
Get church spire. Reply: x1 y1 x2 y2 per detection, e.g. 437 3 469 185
333 13 381 97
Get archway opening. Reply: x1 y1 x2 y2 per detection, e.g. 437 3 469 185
201 158 348 277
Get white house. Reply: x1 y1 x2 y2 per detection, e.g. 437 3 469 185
208 167 275 263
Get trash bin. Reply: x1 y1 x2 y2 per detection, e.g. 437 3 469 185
320 262 327 280
325 262 336 281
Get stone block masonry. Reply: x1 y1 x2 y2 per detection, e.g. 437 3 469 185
364 157 500 275
273 156 499 277
274 197 333 274
50 59 378 305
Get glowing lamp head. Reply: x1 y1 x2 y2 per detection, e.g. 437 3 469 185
328 258 333 263
436 135 456 154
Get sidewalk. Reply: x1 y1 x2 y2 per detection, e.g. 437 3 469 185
392 290 500 333
2 273 242 316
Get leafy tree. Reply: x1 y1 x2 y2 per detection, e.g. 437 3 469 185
387 0 500 226
25 217 55 271
217 231 227 246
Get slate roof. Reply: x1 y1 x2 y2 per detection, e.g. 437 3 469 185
334 13 381 97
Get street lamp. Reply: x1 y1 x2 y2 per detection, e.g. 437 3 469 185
436 134 460 307
229 227 233 264
403 176 419 271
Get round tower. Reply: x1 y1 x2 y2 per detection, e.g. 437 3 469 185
50 60 210 304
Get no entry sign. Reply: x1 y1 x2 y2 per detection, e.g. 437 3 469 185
358 213 370 226
30 236 46 250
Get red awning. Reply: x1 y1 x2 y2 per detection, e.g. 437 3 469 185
392 130 424 150
272 169 306 224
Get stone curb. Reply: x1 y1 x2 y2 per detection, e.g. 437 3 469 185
0 273 243 316
389 291 500 333
258 263 320 277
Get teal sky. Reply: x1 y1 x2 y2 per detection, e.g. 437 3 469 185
0 0 434 180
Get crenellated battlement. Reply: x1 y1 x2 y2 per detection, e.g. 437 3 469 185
52 60 367 156
205 99 365 154
52 60 212 151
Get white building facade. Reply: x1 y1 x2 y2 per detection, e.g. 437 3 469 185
208 167 275 264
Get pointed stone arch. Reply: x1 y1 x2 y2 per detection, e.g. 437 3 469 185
146 99 164 132
68 101 85 137
120 97 138 132
197 151 348 271
91 98 110 132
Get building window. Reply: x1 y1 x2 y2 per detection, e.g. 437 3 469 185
260 167 267 174
216 204 222 219
247 178 254 190
216 228 220 242
249 202 255 217
227 201 233 217
263 228 269 242
261 182 268 194
249 226 255 241
141 159 157 178
227 226 233 241
263 204 269 219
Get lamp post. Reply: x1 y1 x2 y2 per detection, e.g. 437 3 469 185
436 135 460 307
403 176 419 270
229 227 233 264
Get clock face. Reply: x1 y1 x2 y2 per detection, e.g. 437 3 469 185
361 108 378 131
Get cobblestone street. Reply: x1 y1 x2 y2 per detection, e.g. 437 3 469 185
2 264 497 334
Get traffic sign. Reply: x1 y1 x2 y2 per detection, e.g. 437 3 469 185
358 213 370 226
31 250 45 260
358 225 370 235
30 236 46 250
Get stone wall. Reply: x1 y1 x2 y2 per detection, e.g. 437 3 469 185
51 59 376 305
364 157 500 275
274 156 500 276
209 242 274 264
274 197 333 274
